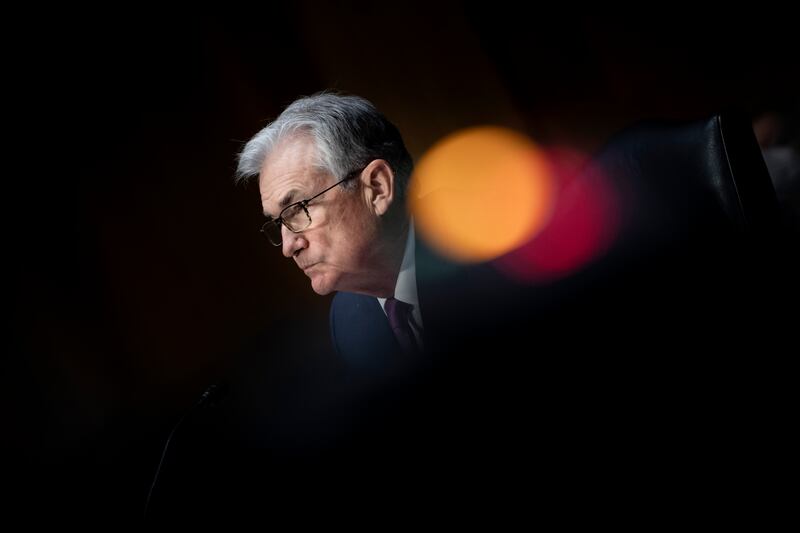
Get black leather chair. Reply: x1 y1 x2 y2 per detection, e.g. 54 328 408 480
591 111 784 255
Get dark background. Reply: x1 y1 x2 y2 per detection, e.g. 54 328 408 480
8 2 798 521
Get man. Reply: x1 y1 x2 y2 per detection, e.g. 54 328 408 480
235 92 426 380
145 94 437 520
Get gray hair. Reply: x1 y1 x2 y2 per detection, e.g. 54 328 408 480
235 92 413 199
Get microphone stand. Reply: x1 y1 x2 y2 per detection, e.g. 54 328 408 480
143 383 227 520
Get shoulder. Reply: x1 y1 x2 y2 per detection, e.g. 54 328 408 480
331 291 379 313
329 292 401 375
329 292 385 340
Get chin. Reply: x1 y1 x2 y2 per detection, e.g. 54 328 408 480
310 272 336 296
311 284 333 296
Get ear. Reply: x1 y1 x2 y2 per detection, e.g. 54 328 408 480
360 159 395 216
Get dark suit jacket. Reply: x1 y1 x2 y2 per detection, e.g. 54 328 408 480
329 291 403 377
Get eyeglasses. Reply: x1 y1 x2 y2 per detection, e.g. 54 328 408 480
260 169 361 246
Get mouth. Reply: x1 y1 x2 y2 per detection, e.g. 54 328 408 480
300 262 317 273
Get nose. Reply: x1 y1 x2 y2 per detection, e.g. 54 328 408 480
281 225 307 258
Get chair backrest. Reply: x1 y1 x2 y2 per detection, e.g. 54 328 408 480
591 112 784 261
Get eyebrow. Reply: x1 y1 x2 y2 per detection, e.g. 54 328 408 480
263 189 300 218
279 190 299 209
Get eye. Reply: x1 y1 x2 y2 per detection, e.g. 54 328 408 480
281 203 310 231
286 203 303 218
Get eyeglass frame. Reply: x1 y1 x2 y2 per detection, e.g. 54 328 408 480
260 168 362 246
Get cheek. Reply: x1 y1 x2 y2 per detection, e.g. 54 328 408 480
319 201 375 261
328 210 362 247
329 229 358 260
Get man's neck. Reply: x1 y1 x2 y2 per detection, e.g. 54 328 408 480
375 219 410 297
354 218 409 298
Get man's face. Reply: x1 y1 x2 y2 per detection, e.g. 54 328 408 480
258 136 381 296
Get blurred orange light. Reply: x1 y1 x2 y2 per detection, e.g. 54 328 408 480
409 127 555 263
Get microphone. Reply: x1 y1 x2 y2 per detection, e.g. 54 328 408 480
194 383 228 409
143 383 228 520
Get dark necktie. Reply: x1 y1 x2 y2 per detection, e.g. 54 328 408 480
384 297 422 356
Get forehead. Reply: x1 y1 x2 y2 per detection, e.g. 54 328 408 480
258 135 324 216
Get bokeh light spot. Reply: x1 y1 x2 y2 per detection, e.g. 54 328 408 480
409 126 555 263
493 146 621 283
